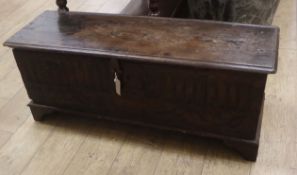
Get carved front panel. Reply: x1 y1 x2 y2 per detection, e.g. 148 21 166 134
118 61 266 139
14 49 113 113
14 49 266 139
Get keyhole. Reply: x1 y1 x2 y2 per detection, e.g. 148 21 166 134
114 72 121 96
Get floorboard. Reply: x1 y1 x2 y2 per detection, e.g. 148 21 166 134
0 130 12 149
0 88 31 133
0 117 56 175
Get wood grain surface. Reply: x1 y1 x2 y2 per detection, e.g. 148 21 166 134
0 0 296 174
4 11 279 73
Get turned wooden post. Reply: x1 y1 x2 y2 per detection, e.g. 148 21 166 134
149 0 160 16
56 0 69 12
187 0 280 25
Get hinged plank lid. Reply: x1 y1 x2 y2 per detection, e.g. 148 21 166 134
4 11 279 73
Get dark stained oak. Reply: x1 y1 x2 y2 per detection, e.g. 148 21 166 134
4 11 279 161
4 11 279 73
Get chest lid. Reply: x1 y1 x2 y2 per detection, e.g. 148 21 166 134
4 11 279 73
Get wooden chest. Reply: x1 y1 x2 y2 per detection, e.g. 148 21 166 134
4 11 279 161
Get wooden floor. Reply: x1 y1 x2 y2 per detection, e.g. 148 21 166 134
0 0 296 175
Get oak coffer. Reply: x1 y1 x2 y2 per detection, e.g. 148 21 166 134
4 11 279 161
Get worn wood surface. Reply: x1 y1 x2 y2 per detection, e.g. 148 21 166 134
0 0 296 174
5 11 279 73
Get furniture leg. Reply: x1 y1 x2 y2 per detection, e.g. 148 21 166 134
28 102 55 121
224 139 259 161
224 102 263 161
